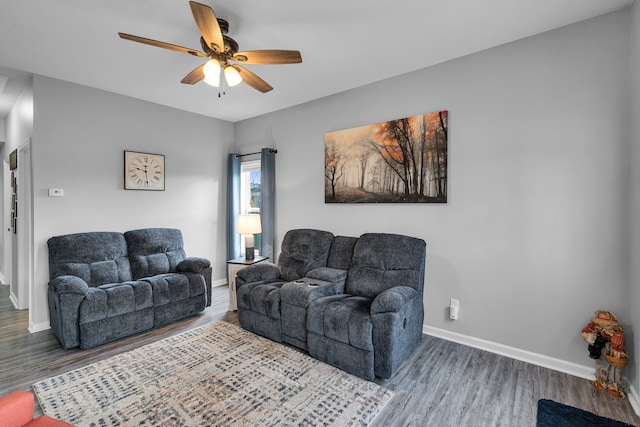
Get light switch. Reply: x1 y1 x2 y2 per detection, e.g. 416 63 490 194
48 188 64 197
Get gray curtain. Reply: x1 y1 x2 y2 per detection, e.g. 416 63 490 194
227 153 242 266
260 148 276 260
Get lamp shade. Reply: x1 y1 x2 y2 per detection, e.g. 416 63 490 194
237 214 262 234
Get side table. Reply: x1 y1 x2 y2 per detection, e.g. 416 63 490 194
227 255 269 311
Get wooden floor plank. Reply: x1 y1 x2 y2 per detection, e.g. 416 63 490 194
1 284 638 426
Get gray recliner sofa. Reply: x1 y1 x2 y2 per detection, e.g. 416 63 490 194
47 228 212 349
236 229 426 380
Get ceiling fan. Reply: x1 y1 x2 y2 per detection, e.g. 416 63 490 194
118 1 302 95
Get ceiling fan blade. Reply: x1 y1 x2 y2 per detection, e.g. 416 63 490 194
189 1 224 54
118 33 207 58
232 65 273 93
181 64 205 85
233 50 302 64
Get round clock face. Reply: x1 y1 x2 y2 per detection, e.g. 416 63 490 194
125 151 165 190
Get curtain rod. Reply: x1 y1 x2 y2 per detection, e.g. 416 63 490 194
234 149 277 158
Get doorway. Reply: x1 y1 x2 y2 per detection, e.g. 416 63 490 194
5 138 33 317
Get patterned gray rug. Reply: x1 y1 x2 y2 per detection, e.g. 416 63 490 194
33 321 392 426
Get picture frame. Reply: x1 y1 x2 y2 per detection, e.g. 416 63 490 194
324 110 448 203
124 150 165 191
9 149 17 170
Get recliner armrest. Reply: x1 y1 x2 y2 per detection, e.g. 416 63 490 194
177 256 211 273
48 275 89 294
306 267 347 284
236 262 281 284
371 286 418 314
48 276 90 349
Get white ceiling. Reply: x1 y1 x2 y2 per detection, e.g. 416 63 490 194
0 0 633 122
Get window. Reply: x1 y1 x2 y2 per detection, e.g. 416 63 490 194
240 159 261 253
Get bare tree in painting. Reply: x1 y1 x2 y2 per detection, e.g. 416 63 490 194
356 149 371 190
418 116 427 196
324 138 346 200
427 111 447 199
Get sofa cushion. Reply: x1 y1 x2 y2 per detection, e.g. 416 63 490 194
133 253 171 277
100 281 154 311
48 232 132 285
125 228 187 279
346 233 426 299
79 281 152 323
326 236 358 270
278 229 334 282
307 294 374 351
143 272 205 306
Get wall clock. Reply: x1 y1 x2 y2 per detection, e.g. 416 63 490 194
124 150 165 190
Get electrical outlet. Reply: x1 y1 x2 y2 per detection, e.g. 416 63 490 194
449 298 459 320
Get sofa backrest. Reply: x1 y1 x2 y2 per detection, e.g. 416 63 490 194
326 236 358 270
278 229 335 282
47 232 132 286
346 233 426 299
124 228 187 280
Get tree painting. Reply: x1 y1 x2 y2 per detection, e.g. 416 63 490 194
324 110 448 203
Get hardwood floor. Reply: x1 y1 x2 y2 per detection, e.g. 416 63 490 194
1 283 638 426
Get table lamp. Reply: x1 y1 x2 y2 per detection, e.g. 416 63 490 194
237 214 262 260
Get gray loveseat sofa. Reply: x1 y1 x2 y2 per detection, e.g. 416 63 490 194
236 229 426 380
47 228 212 349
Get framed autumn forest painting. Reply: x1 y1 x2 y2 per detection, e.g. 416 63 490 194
324 110 448 203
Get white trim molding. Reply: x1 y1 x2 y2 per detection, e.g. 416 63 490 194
424 325 594 379
424 325 640 417
628 385 640 416
9 291 19 310
212 278 227 287
29 320 50 333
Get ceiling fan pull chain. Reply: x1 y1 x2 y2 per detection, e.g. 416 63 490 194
220 69 228 97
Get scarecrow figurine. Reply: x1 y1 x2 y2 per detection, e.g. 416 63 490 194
581 310 628 398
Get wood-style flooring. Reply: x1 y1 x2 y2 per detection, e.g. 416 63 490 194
1 284 638 426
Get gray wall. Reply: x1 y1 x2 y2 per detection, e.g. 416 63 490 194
629 0 640 408
30 76 233 328
235 9 632 378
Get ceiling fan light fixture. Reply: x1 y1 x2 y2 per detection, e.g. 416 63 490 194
203 73 220 87
203 58 221 86
224 65 242 87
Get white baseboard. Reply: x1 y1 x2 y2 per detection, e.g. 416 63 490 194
424 325 594 380
212 279 227 287
29 320 50 333
424 325 640 417
9 291 19 310
628 384 640 416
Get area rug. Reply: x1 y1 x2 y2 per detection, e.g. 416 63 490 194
537 399 637 427
33 321 392 426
